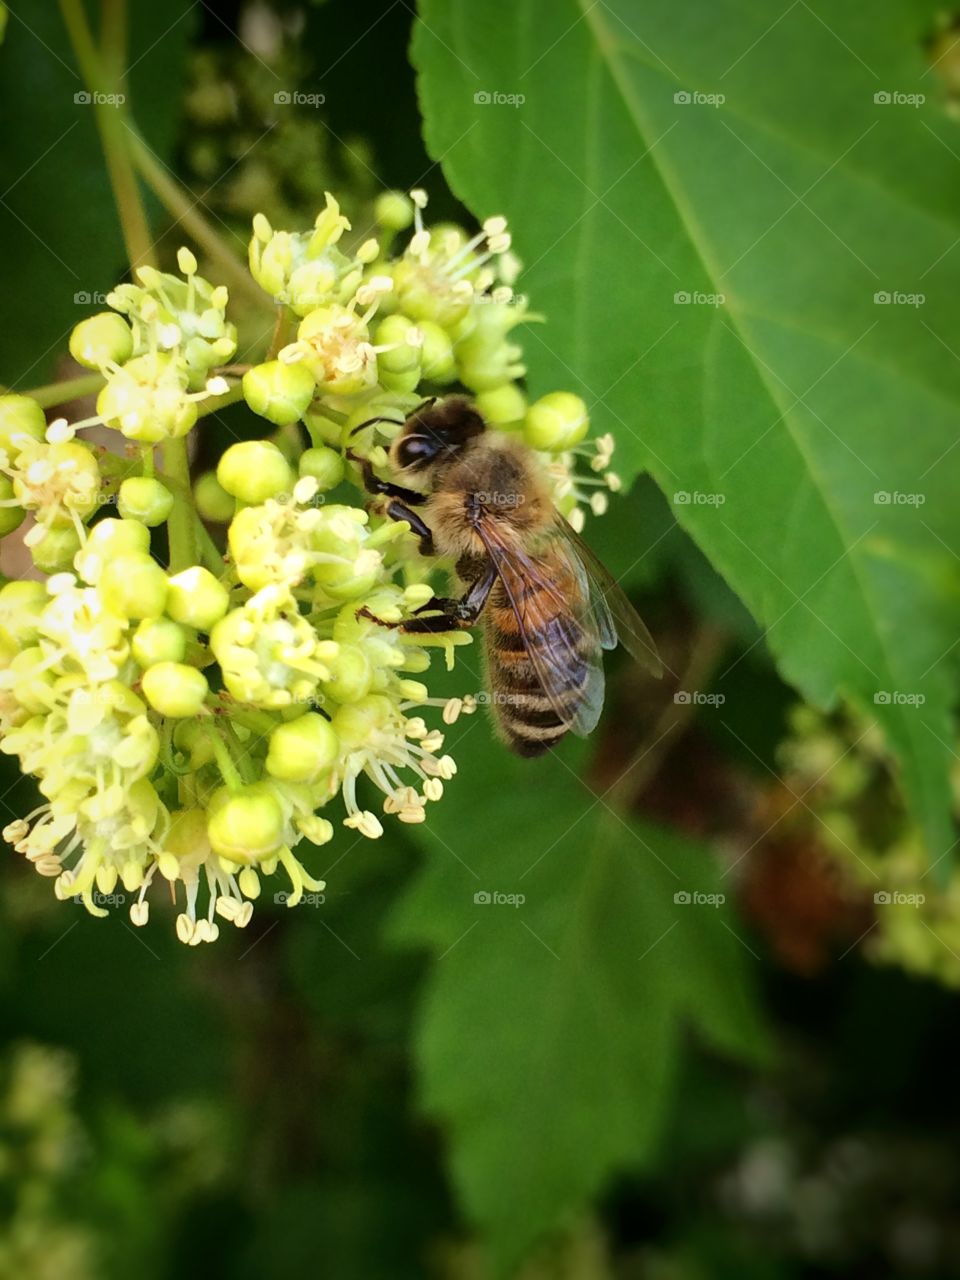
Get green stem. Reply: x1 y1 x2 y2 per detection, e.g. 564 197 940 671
207 728 244 792
192 509 226 574
59 0 155 270
160 438 196 572
266 306 292 358
99 0 128 86
196 381 246 420
162 383 244 572
24 373 105 408
124 128 269 309
224 721 258 784
228 707 279 737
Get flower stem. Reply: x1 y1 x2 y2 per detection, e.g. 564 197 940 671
192 509 227 575
99 0 128 86
59 0 155 271
207 728 244 792
196 381 246 420
24 373 105 408
161 439 196 572
124 128 269 310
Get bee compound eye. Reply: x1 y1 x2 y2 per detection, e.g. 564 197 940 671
396 434 439 469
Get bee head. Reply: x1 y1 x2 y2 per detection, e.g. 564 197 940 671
390 396 486 475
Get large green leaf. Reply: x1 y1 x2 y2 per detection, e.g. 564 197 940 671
0 2 197 384
391 748 765 1266
412 0 960 866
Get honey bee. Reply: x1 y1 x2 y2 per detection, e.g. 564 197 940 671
353 396 662 756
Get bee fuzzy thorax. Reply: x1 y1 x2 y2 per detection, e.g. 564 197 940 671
424 437 551 559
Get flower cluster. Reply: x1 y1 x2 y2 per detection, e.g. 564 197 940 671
0 189 617 943
777 705 960 987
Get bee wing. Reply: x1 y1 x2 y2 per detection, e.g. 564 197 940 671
553 516 664 678
472 516 607 738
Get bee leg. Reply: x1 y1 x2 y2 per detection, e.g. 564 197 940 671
347 450 425 505
390 565 498 633
384 500 435 557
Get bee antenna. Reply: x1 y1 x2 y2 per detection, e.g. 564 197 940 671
349 414 404 438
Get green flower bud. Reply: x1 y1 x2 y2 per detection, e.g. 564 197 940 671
310 542 381 601
132 617 188 667
302 408 344 448
173 719 215 770
523 391 590 451
207 784 285 862
69 312 134 369
475 383 527 427
166 565 229 631
0 580 47 646
330 694 394 751
0 395 46 456
266 712 339 782
30 524 81 573
418 320 457 384
141 661 209 717
320 643 372 704
242 359 316 427
299 446 344 491
382 370 421 395
0 476 24 536
117 477 174 527
375 314 422 381
163 809 210 862
99 552 168 620
374 190 414 232
193 471 235 522
217 440 294 504
75 516 150 585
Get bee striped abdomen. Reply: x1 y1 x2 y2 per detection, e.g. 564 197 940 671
484 584 590 757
